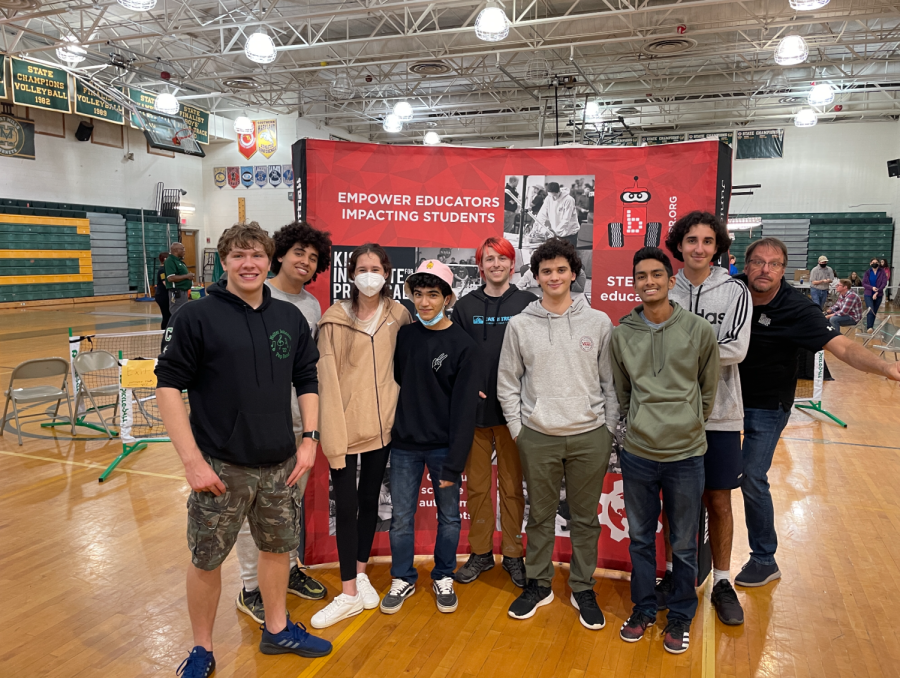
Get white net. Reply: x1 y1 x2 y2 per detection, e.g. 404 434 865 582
794 350 824 403
119 358 188 443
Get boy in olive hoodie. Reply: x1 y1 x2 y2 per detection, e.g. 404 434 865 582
610 247 719 655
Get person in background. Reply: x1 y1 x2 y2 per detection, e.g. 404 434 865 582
452 237 536 589
881 259 892 303
154 252 171 330
531 182 580 247
809 255 835 310
729 254 739 276
504 177 521 232
825 279 862 333
165 241 194 326
863 257 888 332
311 244 412 628
848 271 863 289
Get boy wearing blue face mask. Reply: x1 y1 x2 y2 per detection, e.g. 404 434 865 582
381 260 482 616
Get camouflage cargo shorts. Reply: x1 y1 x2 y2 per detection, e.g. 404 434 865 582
187 454 302 571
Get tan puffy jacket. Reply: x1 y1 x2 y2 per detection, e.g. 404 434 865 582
317 298 412 468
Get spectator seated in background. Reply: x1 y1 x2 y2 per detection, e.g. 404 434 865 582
825 279 862 333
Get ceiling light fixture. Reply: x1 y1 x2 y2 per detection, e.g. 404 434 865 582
789 0 829 9
393 100 413 120
56 36 86 65
794 108 817 127
475 0 510 42
245 29 276 64
585 100 603 122
233 115 254 135
383 114 403 133
808 82 835 106
424 131 441 145
774 35 809 66
154 91 180 115
524 54 551 83
332 73 355 99
116 0 157 10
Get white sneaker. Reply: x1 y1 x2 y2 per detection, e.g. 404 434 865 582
356 573 380 610
310 593 364 629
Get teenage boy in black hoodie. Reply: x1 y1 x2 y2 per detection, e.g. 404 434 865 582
156 223 331 677
451 237 536 588
380 260 481 616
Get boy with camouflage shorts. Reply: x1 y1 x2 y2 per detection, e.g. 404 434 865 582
157 223 331 677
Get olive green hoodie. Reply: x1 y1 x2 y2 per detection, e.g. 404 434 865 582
610 301 720 462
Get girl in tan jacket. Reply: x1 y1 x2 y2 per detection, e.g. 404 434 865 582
311 243 412 629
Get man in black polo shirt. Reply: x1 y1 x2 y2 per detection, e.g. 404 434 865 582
165 241 194 326
734 237 900 588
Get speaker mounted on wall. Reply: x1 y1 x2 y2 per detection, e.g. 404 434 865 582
888 159 900 178
75 120 94 142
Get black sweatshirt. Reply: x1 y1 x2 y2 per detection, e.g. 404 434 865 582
451 285 538 428
392 321 482 483
155 279 319 466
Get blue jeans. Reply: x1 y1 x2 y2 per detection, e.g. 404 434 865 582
864 294 882 330
810 287 828 309
740 407 791 566
389 447 461 584
620 450 704 624
828 315 856 333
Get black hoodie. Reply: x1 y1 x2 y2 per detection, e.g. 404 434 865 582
452 285 538 427
155 279 319 466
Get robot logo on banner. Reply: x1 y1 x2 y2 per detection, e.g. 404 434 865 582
240 166 253 188
227 167 240 188
254 166 268 188
606 176 663 249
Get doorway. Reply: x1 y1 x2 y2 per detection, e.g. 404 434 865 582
180 230 198 281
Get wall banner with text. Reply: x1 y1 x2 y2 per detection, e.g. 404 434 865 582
294 139 729 575
127 88 209 144
10 58 72 113
736 128 784 159
75 79 125 124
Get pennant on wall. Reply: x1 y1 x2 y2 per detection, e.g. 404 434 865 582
227 166 240 188
282 164 294 185
240 166 253 188
268 164 282 186
254 165 268 188
238 123 257 160
256 119 277 159
214 167 226 189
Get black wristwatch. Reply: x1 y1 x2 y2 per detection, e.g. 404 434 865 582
302 430 320 442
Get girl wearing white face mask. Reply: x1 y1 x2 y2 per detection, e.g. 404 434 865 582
312 243 412 628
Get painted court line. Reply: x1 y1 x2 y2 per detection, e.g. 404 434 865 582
0 449 184 480
701 577 715 678
295 608 377 678
781 436 900 452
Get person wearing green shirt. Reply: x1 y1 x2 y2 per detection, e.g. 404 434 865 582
165 242 194 326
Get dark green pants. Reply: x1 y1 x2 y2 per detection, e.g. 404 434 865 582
518 425 611 592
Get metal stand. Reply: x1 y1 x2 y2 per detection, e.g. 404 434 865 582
793 401 848 428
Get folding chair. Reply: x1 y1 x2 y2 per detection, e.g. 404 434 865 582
871 320 900 361
72 351 120 439
1 358 75 446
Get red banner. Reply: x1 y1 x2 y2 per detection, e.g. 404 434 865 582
296 139 730 573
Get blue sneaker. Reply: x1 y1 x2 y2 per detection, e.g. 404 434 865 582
259 616 333 658
176 646 215 677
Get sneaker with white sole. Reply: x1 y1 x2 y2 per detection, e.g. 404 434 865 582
433 576 458 613
310 593 365 629
380 578 415 614
356 573 380 610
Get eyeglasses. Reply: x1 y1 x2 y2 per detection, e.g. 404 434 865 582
747 259 785 271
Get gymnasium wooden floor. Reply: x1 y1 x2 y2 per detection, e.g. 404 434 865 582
1 300 899 678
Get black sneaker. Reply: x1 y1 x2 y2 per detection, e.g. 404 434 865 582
619 611 656 642
454 552 495 583
433 576 458 613
502 556 526 588
288 565 327 600
508 580 554 620
663 619 691 654
734 560 781 587
655 570 673 611
380 578 415 614
711 580 744 625
235 587 265 624
176 646 215 677
570 590 606 630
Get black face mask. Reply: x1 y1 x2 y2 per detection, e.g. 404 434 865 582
872 263 879 268
819 263 827 267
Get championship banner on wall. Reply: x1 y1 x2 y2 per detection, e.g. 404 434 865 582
256 119 277 158
10 58 72 113
736 128 784 159
126 88 209 144
75 78 125 125
294 139 730 573
0 55 6 98
688 131 734 146
641 133 686 145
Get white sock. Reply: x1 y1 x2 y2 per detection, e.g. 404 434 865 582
713 568 730 585
666 561 673 572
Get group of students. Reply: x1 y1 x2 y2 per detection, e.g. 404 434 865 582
158 214 900 678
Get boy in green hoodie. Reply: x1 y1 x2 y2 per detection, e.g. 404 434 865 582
610 247 719 655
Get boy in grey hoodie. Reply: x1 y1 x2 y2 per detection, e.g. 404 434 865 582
497 237 618 631
665 211 751 626
611 247 719 655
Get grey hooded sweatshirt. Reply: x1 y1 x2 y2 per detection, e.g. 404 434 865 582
497 295 619 440
670 266 751 431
